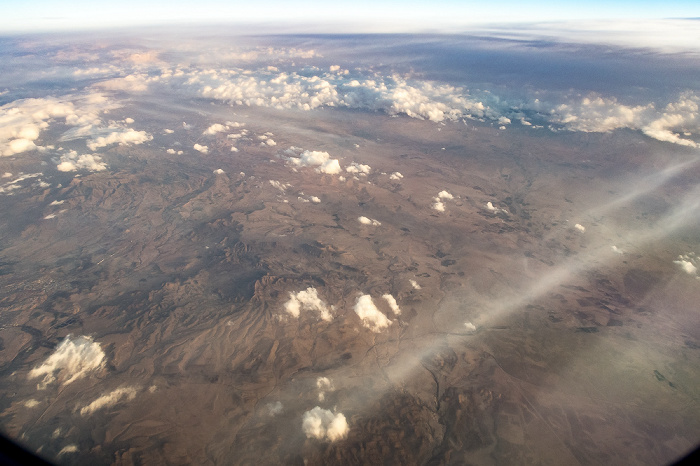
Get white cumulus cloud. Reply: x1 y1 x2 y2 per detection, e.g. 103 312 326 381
574 223 586 233
302 407 348 442
485 201 507 214
24 399 40 408
346 162 371 175
193 143 209 154
56 151 107 172
382 294 401 315
358 216 381 226
203 123 228 135
57 445 79 456
673 253 698 276
79 386 138 416
284 287 333 321
316 376 334 402
267 401 283 416
354 294 391 332
0 93 122 156
28 335 105 389
283 147 342 174
269 179 291 192
86 128 152 151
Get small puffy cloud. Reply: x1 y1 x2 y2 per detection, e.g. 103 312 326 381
673 253 698 276
80 386 138 416
193 143 209 154
329 65 341 72
28 335 105 389
213 168 225 175
611 245 624 254
409 279 421 290
316 377 334 401
283 148 342 175
498 116 511 125
309 196 321 203
2 172 12 178
574 223 586 233
354 295 391 332
269 180 291 192
346 162 371 175
267 401 283 416
302 407 348 442
675 260 698 275
230 146 239 152
358 216 381 226
382 294 401 315
465 322 476 331
56 151 107 172
432 190 455 212
5 138 37 155
284 287 332 321
432 199 446 212
50 200 64 205
389 172 403 181
57 445 79 456
485 201 507 215
24 399 40 408
164 128 174 134
204 123 228 135
86 128 152 151
317 158 341 174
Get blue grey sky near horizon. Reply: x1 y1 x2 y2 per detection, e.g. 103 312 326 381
0 0 699 33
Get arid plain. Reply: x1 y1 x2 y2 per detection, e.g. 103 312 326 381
0 32 699 465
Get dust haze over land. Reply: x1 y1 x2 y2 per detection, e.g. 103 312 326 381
0 26 700 465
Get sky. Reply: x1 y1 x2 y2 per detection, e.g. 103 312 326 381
1 0 699 33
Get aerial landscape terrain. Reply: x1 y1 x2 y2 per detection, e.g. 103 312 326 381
0 12 699 465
